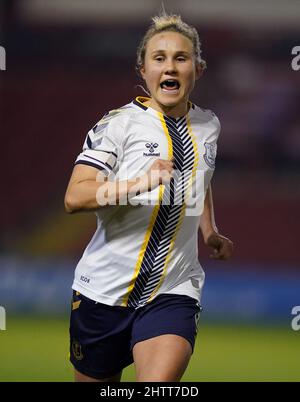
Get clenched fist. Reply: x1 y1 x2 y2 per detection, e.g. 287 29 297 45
139 159 174 192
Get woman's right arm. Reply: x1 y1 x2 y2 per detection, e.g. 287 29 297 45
64 159 173 214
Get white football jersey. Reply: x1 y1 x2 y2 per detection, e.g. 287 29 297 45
72 97 220 309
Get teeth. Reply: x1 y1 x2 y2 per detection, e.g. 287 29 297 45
160 80 179 89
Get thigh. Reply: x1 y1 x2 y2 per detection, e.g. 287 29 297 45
74 368 122 383
131 294 201 382
133 334 192 382
69 291 134 381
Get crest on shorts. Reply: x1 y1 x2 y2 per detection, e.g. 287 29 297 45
204 141 217 168
72 340 84 361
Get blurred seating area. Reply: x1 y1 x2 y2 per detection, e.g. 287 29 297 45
0 4 299 270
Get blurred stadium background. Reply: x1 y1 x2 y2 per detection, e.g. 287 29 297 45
0 0 299 381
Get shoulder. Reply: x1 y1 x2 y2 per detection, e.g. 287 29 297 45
84 102 141 150
190 104 221 141
191 104 220 128
91 103 136 136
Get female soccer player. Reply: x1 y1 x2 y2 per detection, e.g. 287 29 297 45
65 12 233 382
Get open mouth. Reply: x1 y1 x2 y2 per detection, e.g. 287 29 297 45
160 79 180 91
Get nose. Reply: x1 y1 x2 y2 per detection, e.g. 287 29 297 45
164 58 177 74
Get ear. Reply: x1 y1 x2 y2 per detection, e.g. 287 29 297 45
195 63 203 80
140 65 146 80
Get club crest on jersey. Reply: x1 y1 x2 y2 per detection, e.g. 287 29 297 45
204 141 217 168
143 142 160 157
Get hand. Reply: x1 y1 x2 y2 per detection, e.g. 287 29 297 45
205 232 234 260
140 159 174 192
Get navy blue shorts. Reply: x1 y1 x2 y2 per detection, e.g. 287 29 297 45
69 291 201 380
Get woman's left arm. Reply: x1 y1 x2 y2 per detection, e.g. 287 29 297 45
199 184 234 260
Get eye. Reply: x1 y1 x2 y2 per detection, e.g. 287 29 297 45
177 56 187 62
154 56 164 62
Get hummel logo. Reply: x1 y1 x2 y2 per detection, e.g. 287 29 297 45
146 143 158 153
143 142 160 157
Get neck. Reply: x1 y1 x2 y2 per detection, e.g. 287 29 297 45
144 98 189 118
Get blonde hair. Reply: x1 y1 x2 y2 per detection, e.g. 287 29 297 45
136 12 207 74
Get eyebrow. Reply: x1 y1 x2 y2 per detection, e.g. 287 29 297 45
151 50 191 56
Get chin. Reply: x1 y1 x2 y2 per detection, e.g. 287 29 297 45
158 96 183 108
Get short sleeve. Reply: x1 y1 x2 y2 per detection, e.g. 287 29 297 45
75 111 126 176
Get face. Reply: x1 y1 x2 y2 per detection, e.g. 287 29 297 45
140 31 202 117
